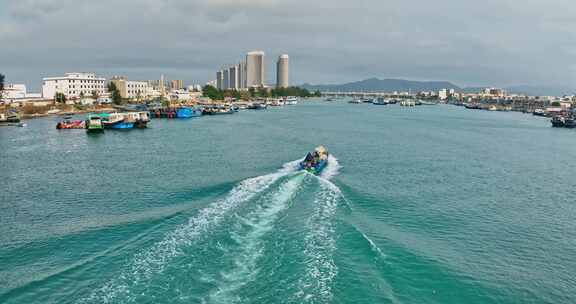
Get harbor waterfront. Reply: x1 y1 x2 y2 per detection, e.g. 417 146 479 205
1 100 576 303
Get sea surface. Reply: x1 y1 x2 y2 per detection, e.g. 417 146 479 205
1 100 576 304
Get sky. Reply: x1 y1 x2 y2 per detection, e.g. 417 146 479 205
1 0 575 91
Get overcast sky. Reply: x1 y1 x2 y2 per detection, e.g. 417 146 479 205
1 0 575 90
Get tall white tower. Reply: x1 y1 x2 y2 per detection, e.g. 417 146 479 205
276 54 289 88
246 51 265 88
160 74 165 97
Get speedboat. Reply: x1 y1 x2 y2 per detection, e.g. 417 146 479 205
299 146 329 175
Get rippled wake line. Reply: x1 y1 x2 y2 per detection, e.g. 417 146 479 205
295 176 342 303
206 174 305 304
80 160 301 304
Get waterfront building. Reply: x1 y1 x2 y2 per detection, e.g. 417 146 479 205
216 70 224 90
483 88 506 98
246 50 265 88
111 76 152 100
170 80 184 90
276 54 289 88
439 88 455 100
229 65 239 90
3 84 27 99
42 72 106 100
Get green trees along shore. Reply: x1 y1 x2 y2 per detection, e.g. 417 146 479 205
202 85 321 101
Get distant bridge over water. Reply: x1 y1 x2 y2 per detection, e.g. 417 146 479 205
320 91 415 98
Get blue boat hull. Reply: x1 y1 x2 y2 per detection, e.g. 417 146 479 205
176 108 203 118
299 158 328 175
103 121 134 129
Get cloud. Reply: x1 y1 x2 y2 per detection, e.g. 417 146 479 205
0 0 575 90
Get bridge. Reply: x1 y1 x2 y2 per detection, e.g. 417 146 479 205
320 91 416 98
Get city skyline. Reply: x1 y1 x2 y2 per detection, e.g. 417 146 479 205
1 0 575 90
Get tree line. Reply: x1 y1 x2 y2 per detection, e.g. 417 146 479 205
202 85 321 101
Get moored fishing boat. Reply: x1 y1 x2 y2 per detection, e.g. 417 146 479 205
284 97 298 105
86 114 104 133
372 97 388 105
299 146 329 175
176 107 203 118
348 99 362 104
0 110 21 124
101 113 134 129
247 102 267 110
56 116 85 129
203 106 235 115
133 111 150 128
551 115 566 127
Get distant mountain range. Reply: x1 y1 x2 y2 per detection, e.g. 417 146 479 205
301 78 574 96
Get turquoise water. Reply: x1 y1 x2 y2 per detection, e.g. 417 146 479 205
1 101 576 303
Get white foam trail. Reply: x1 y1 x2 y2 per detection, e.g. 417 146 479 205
81 161 300 304
320 155 341 180
295 180 341 303
207 174 305 304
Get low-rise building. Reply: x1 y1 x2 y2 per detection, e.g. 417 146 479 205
111 76 152 100
42 72 107 100
3 84 27 99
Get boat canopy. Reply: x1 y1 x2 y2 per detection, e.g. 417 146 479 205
315 146 328 155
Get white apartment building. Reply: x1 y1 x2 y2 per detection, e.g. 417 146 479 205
42 72 106 100
3 84 27 99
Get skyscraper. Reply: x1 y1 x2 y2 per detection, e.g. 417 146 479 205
238 61 247 89
216 70 224 90
276 54 289 88
246 51 265 88
229 65 239 90
223 69 230 90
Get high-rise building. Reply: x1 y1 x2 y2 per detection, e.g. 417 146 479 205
246 51 265 88
170 80 183 90
223 69 230 90
160 74 166 97
238 61 247 89
229 65 239 90
216 70 224 90
276 54 289 88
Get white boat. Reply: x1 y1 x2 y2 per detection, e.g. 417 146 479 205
400 100 416 107
284 97 298 105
